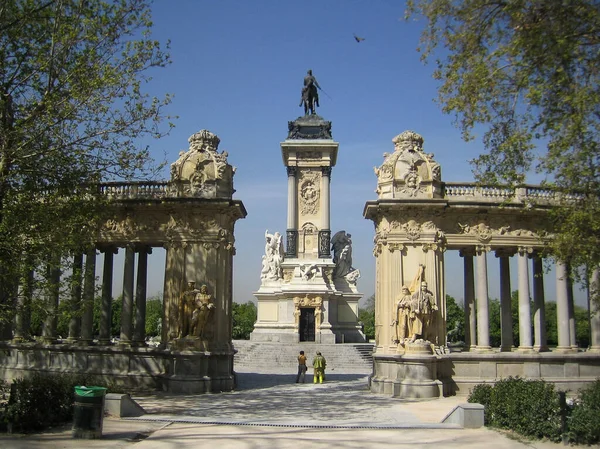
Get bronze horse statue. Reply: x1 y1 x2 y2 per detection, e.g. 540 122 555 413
300 70 320 115
300 85 319 115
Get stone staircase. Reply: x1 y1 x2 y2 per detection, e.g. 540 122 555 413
232 340 374 373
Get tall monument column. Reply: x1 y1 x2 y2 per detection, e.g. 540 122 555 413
286 167 298 257
252 75 364 344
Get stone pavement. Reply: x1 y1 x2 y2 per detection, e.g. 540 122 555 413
0 367 574 448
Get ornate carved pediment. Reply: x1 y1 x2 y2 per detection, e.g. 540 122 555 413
169 130 236 199
101 214 137 239
374 130 442 199
293 295 323 308
458 222 494 243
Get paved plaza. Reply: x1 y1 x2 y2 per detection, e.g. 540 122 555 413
0 367 573 449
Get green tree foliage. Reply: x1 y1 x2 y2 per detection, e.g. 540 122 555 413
445 294 465 342
0 0 172 326
145 295 162 337
358 294 375 340
232 301 256 340
405 0 600 272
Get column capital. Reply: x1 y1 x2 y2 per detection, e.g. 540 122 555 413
423 242 446 253
387 242 406 253
134 244 153 254
321 166 332 177
495 248 516 258
286 166 297 177
97 244 118 254
476 245 491 254
518 246 534 256
459 247 476 257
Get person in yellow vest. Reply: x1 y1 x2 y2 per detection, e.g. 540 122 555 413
312 351 326 384
296 350 307 383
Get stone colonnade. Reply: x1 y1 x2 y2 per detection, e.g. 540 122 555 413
11 245 154 347
365 130 600 398
0 130 248 394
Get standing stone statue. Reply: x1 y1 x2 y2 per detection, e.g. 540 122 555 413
261 229 284 281
190 284 215 339
178 281 200 338
300 69 321 115
331 231 353 278
407 281 438 342
393 286 412 343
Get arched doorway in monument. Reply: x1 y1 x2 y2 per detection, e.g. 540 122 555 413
299 308 315 342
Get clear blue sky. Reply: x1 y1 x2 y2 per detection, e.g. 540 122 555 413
105 0 588 308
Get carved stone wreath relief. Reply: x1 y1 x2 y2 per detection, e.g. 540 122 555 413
299 170 320 215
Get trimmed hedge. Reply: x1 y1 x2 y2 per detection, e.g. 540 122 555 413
1 372 105 433
468 376 600 445
566 379 600 445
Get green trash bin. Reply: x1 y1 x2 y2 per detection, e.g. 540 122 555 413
72 386 107 439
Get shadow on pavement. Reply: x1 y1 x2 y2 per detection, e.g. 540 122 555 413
235 372 367 390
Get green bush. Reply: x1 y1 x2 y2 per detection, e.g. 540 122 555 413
232 301 257 340
467 383 493 424
467 377 562 442
567 379 600 445
2 372 104 433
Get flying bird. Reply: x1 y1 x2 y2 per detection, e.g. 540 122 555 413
353 34 365 43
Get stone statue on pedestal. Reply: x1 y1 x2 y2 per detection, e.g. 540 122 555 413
393 286 412 342
178 281 200 338
331 231 353 278
261 230 284 281
190 284 215 339
408 281 438 343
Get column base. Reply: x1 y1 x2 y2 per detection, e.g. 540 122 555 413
500 345 514 352
475 346 493 352
517 346 534 353
555 346 577 353
534 345 550 352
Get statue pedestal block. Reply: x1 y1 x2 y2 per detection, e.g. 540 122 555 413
370 350 444 399
168 337 210 352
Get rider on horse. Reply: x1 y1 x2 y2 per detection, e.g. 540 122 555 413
300 69 320 115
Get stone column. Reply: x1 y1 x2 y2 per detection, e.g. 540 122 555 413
119 245 135 345
286 166 298 257
496 250 513 352
589 267 600 352
475 246 491 350
532 255 548 352
98 246 117 345
461 249 476 350
133 246 152 346
42 262 61 344
555 261 572 351
66 252 84 343
517 247 533 351
318 166 331 258
80 248 96 345
162 241 186 343
13 267 34 343
389 243 404 352
567 275 577 350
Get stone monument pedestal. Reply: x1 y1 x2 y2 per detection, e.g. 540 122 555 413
370 341 445 399
251 114 364 345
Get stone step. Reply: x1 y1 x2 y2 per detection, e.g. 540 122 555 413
232 340 374 372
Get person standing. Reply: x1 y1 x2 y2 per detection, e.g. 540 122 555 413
296 350 307 383
312 351 326 384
